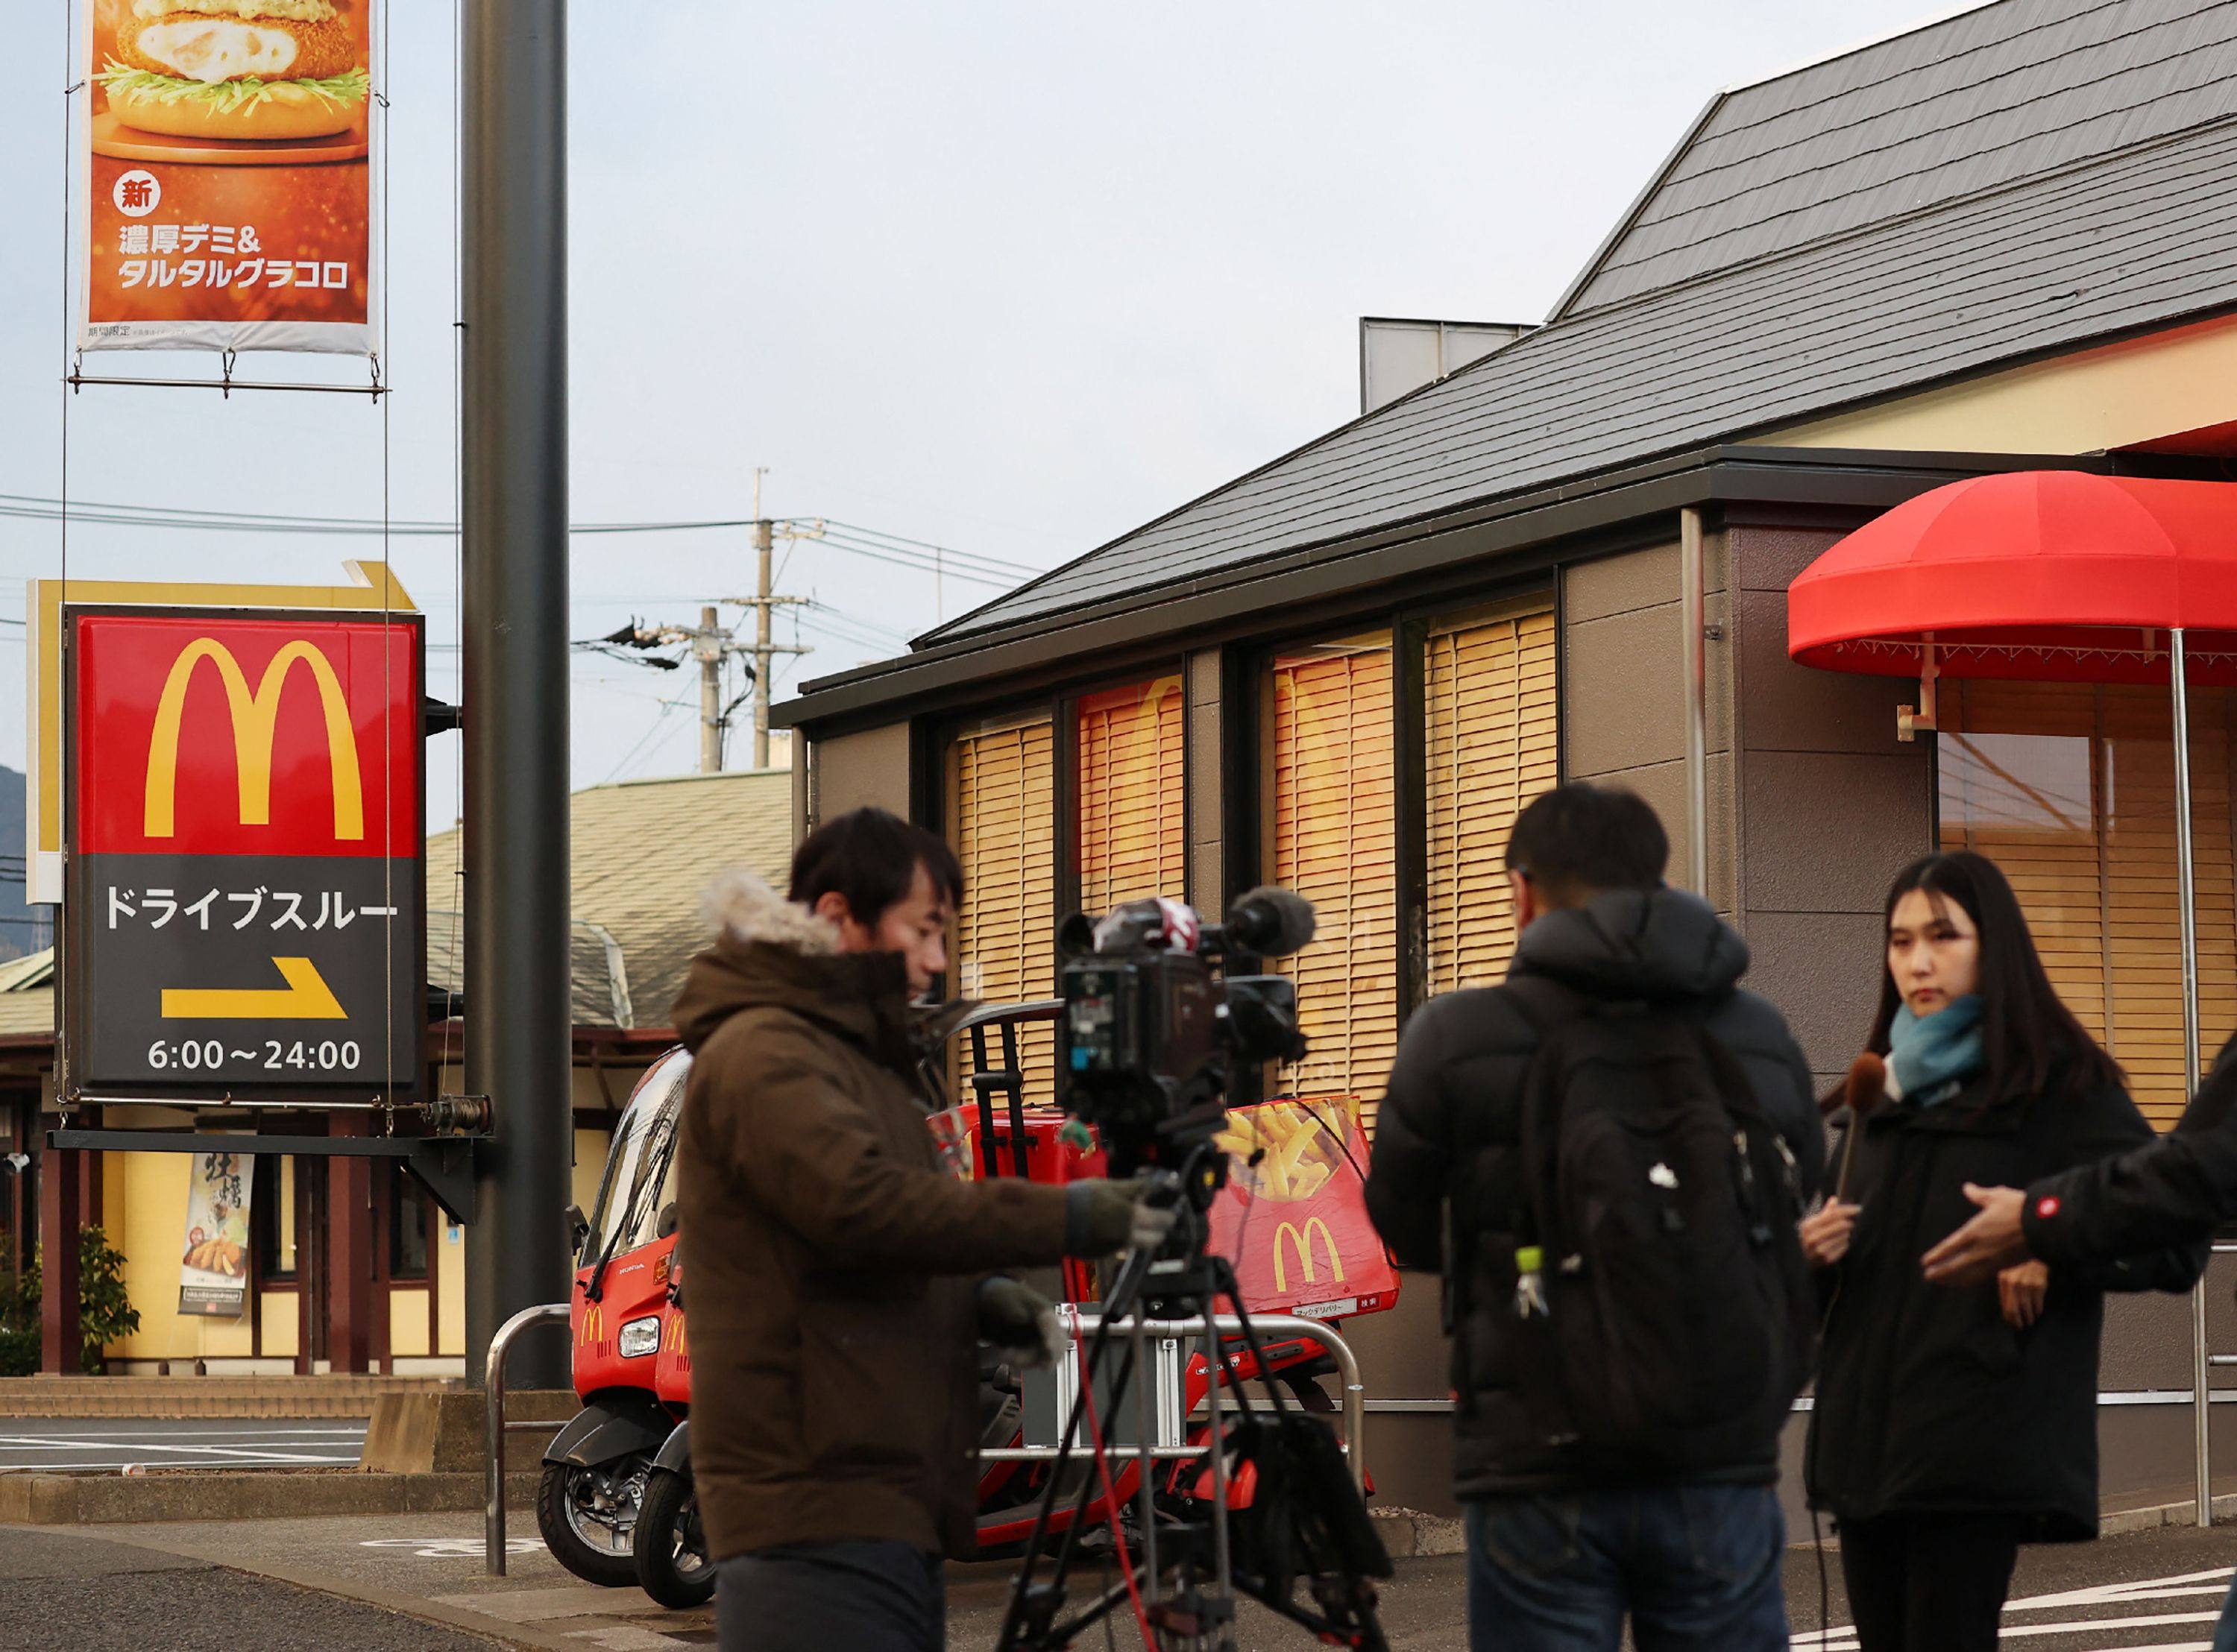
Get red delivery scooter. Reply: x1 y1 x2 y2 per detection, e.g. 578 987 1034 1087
538 1047 691 1587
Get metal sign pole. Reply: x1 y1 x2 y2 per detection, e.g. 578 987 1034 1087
462 0 572 1387
2174 627 2212 1526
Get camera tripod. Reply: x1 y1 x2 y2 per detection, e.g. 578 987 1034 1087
992 1142 1391 1652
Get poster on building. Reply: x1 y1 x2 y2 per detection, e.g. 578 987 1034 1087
1208 1099 1399 1319
80 0 377 355
63 607 424 1097
179 1149 251 1316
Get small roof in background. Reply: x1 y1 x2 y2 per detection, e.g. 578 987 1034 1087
426 766 794 1032
0 949 54 1040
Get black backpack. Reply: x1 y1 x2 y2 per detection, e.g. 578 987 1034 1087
1506 983 1814 1476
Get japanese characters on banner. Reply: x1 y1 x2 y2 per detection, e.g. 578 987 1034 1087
1208 1098 1400 1320
179 1149 250 1316
63 607 424 1098
81 0 377 354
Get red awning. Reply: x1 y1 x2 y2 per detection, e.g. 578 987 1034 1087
1787 470 2237 684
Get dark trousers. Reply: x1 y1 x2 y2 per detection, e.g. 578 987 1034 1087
1837 1513 2022 1652
714 1540 945 1652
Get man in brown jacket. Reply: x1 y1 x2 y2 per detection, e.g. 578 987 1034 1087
673 807 1164 1652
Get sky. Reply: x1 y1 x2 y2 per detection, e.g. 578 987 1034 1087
0 0 1957 833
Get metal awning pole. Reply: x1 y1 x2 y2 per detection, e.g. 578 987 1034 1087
2174 626 2212 1527
1680 506 1709 897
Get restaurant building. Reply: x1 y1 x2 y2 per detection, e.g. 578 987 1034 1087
775 0 2237 1513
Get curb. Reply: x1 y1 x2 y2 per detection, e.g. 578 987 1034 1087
0 1376 458 1421
2101 1491 2237 1536
1371 1506 1466 1558
0 1468 540 1525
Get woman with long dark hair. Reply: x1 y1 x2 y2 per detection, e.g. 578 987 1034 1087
1800 851 2202 1652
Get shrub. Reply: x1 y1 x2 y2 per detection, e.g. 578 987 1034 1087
0 1226 143 1375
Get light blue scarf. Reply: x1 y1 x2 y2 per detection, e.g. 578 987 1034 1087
1887 995 1986 1105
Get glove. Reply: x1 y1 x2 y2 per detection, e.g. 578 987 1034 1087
978 1276 1064 1370
1063 1176 1180 1258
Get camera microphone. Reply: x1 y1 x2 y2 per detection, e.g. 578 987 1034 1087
1223 886 1317 957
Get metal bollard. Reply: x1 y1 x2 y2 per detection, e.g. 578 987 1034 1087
485 1301 571 1575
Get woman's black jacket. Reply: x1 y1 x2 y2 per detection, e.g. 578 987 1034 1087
1805 1064 2204 1541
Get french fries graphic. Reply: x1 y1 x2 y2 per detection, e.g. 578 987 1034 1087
1215 1100 1353 1202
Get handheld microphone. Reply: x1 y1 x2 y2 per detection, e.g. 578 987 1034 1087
1833 1052 1884 1204
1221 886 1317 958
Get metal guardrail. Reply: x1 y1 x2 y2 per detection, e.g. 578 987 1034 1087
485 1301 571 1576
977 1311 1368 1492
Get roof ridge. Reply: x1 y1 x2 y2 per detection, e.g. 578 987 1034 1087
1717 0 2012 100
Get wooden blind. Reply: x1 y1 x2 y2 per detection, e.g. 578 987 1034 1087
949 713 1057 1103
1938 681 2237 1130
1424 604 1558 995
1267 634 1397 1132
1076 675 1186 915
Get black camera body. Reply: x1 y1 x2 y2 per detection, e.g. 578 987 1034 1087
1054 889 1312 1171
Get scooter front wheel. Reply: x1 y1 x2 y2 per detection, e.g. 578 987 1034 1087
635 1465 717 1608
537 1456 648 1586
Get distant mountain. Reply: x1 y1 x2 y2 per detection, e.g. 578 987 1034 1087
0 768 47 962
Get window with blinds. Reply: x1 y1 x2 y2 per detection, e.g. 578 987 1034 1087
1424 602 1558 996
948 712 1057 1103
1076 675 1186 914
1937 681 2237 1129
1265 632 1397 1131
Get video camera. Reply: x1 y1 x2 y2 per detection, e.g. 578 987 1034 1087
1054 886 1315 1172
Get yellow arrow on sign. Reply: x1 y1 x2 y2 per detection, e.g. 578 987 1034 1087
161 956 347 1021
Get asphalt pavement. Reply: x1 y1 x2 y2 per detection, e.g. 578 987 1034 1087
0 1416 367 1471
7 1504 2237 1648
0 1525 499 1652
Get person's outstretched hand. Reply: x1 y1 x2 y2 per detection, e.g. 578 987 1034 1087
1064 1176 1178 1258
1921 1183 2031 1286
1799 1199 1860 1267
978 1277 1064 1369
1998 1260 2049 1328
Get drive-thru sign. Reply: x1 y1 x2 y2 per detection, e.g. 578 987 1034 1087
64 608 423 1097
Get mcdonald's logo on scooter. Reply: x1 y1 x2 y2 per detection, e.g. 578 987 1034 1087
1272 1218 1345 1294
579 1304 603 1347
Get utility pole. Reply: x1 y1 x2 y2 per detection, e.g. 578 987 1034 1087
734 470 813 769
462 0 571 1387
752 521 774 769
696 605 723 775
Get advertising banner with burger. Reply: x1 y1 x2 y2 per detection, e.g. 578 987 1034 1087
80 0 376 355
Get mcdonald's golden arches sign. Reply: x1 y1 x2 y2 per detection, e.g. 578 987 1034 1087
63 608 424 1097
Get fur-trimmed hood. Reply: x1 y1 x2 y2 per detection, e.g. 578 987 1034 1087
670 868 910 1062
699 868 840 956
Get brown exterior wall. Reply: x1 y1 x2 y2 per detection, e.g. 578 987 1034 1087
1559 537 1737 915
1186 649 1224 914
1726 518 1932 1089
809 720 912 826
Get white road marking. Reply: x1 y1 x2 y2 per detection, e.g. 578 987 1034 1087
362 1537 541 1560
0 1434 348 1466
1796 1563 2237 1651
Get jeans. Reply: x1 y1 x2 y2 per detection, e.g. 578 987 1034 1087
714 1539 945 1652
1465 1484 1789 1652
2215 1570 2237 1652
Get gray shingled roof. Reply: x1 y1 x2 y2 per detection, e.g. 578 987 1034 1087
925 103 2237 644
426 768 793 1030
1557 0 2237 318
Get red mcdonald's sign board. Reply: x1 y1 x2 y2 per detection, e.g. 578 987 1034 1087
1206 1099 1400 1320
63 608 424 1098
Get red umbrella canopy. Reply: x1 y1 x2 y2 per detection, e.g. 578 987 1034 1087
1787 471 2237 684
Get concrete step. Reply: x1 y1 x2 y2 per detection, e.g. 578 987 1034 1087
0 1466 541 1525
0 1375 462 1419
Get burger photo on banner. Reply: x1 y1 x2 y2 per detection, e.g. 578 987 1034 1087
81 0 376 355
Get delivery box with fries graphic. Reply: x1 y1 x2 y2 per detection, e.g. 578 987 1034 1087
1207 1097 1399 1320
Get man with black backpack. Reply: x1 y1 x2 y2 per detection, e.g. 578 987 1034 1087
1365 782 1822 1651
